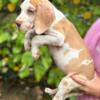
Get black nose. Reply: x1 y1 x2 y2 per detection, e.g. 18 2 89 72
16 22 21 28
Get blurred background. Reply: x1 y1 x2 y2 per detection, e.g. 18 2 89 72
0 0 100 100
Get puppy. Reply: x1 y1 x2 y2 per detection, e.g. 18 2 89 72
16 0 95 99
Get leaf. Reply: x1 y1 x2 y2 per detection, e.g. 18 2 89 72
0 31 11 43
47 68 64 86
1 57 9 66
56 0 64 5
34 61 45 82
7 3 16 12
13 54 22 63
33 46 52 82
12 46 22 54
9 0 18 4
93 6 100 15
2 48 10 56
16 32 24 45
0 61 2 68
19 65 30 78
21 51 34 66
39 46 48 56
34 57 51 82
19 69 30 78
0 0 3 10
69 96 76 100
7 58 15 69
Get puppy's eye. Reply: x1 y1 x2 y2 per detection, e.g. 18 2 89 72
27 9 34 14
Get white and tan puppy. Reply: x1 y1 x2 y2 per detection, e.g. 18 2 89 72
16 0 95 99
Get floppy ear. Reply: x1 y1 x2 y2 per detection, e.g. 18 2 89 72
34 0 55 34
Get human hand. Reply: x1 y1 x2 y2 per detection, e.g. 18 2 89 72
71 73 100 97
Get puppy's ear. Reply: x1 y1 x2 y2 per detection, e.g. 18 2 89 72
35 0 55 34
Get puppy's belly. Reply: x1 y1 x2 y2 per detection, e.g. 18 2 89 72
50 44 83 70
49 43 94 79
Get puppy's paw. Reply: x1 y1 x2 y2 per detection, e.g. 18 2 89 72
32 52 40 60
45 88 51 93
24 40 31 51
31 47 40 60
45 88 57 95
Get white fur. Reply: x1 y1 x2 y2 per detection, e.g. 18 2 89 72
79 59 93 66
16 0 35 32
50 43 84 70
63 44 83 65
51 6 65 26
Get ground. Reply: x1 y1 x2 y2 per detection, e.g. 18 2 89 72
0 80 51 100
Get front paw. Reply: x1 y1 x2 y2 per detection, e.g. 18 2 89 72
31 47 40 60
24 40 31 51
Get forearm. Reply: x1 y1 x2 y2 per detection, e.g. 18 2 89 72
31 29 64 47
31 29 64 59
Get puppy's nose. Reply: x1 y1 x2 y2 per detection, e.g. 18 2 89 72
16 22 21 28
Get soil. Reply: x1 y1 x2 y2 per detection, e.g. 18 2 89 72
0 80 51 100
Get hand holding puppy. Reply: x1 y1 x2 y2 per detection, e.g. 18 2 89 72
71 72 100 97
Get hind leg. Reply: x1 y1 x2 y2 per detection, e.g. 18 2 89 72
53 91 64 100
53 75 87 100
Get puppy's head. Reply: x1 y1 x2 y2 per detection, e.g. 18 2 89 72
16 0 55 34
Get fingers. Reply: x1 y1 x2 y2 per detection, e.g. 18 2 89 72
68 72 89 87
71 75 89 86
70 74 91 93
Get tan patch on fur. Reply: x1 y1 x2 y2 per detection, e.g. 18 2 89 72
30 0 55 34
30 0 45 7
53 18 84 49
64 49 69 55
64 49 94 79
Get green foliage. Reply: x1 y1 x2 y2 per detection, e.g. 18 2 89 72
53 0 100 37
69 96 76 100
9 0 19 4
21 52 33 66
33 46 53 82
0 0 19 12
0 31 11 43
0 14 53 84
47 68 64 86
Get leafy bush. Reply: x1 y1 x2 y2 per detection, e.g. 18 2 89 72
0 13 53 81
0 0 19 12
